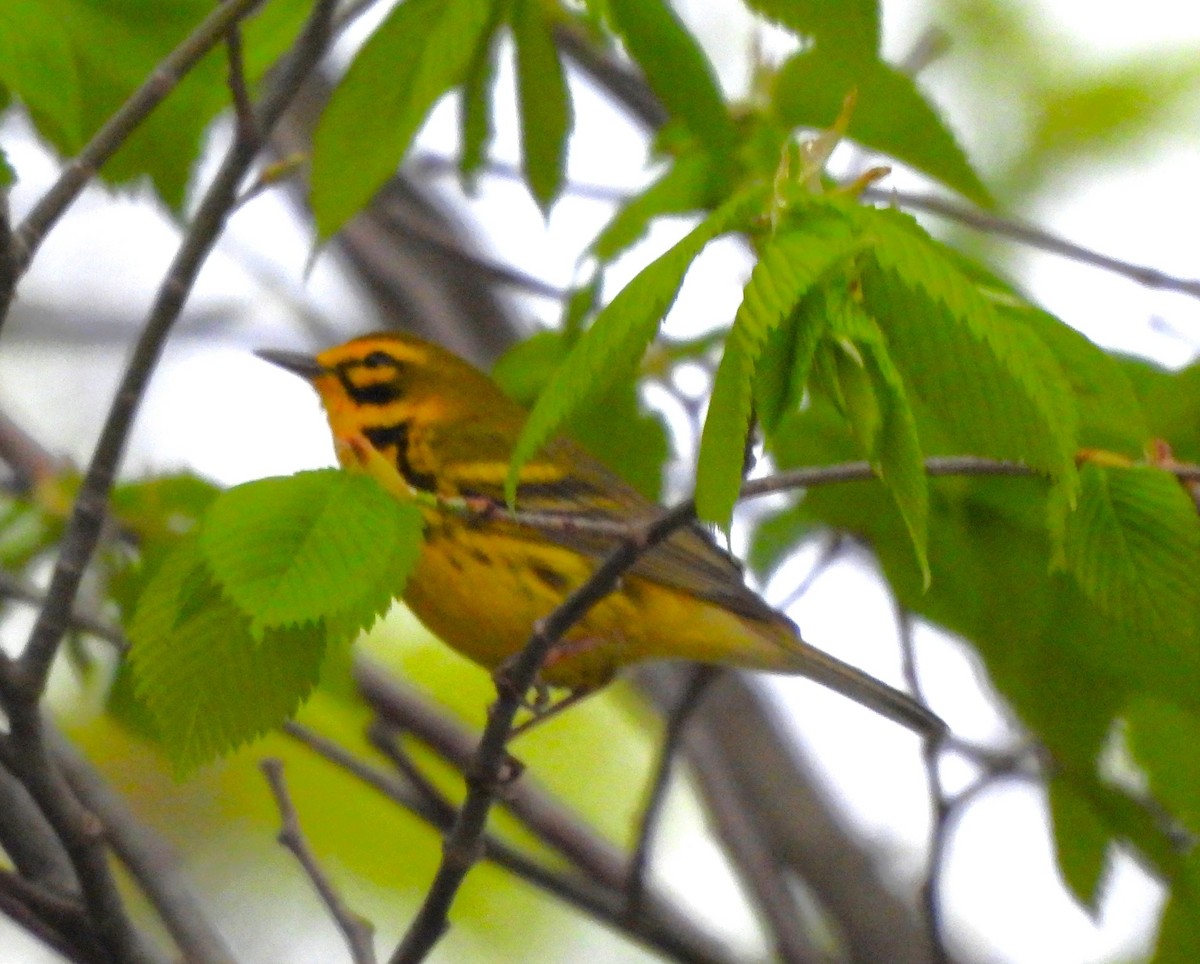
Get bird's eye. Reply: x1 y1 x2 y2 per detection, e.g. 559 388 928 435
362 350 395 369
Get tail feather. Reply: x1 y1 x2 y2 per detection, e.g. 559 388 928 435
762 621 945 737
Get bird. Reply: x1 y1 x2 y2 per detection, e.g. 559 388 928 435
256 332 943 738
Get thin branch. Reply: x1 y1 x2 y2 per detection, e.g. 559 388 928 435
354 659 731 956
282 721 737 964
389 492 713 963
0 5 340 961
0 407 66 489
626 665 719 913
412 153 630 205
261 758 377 964
0 869 100 964
49 727 237 964
6 0 268 288
862 185 1200 301
18 0 337 708
0 569 128 652
896 609 951 964
224 23 257 147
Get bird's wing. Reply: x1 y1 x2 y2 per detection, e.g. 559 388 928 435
445 432 782 624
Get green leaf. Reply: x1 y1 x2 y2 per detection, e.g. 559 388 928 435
606 0 737 155
695 221 860 525
128 535 326 774
1062 465 1200 656
858 207 1078 487
743 0 879 58
1125 696 1200 833
507 187 765 503
200 470 423 637
754 284 829 433
827 295 929 582
111 473 220 545
311 0 493 238
1157 854 1200 964
512 0 572 210
1047 776 1111 914
64 0 311 209
0 147 12 186
0 0 82 148
494 331 668 500
459 3 505 182
773 52 990 207
1003 305 1148 455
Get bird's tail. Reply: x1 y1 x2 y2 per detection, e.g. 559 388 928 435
758 619 946 738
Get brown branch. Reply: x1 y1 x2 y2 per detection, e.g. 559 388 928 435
0 569 128 652
862 185 1200 301
354 661 732 957
261 758 377 964
0 869 101 963
282 720 737 964
49 727 237 964
626 664 719 914
389 491 712 963
0 5 340 960
897 609 952 964
0 407 66 489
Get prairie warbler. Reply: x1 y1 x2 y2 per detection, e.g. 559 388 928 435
258 333 941 736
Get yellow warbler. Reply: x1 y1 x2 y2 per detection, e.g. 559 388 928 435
257 333 941 736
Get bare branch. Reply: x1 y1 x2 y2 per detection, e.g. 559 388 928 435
18 0 337 707
0 4 341 959
282 720 738 964
862 185 1200 302
49 727 237 964
626 665 719 913
261 758 377 964
0 869 101 963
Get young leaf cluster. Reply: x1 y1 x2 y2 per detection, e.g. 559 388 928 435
125 470 423 773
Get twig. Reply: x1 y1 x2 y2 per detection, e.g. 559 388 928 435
261 758 377 964
413 152 630 204
354 661 731 954
5 0 268 289
0 768 77 895
18 0 337 710
0 4 340 960
224 23 258 146
634 667 828 963
389 491 712 963
49 727 237 964
0 569 128 652
0 407 66 489
626 664 719 913
896 608 951 964
0 869 100 964
862 184 1200 302
282 721 737 964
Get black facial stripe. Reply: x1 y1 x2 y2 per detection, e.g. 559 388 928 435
362 422 437 492
335 362 400 406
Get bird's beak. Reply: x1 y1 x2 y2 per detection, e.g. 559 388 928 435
254 348 327 380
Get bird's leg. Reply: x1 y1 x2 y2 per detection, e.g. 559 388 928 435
506 687 596 742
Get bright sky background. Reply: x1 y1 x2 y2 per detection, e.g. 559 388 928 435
2 1 1200 961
